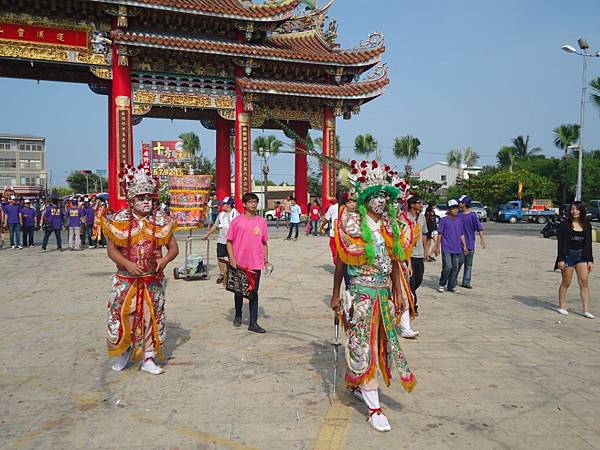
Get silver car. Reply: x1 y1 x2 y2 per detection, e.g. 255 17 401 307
470 201 487 222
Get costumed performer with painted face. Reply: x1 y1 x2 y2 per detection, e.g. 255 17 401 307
330 160 416 432
101 165 179 375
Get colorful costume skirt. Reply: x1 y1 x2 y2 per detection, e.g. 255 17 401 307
343 284 416 392
107 273 166 361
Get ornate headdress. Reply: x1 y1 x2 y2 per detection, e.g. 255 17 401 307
348 159 407 204
119 164 159 200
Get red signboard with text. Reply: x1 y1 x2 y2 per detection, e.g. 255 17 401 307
0 22 88 48
151 140 187 163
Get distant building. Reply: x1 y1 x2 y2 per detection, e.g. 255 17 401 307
418 162 482 188
0 133 47 195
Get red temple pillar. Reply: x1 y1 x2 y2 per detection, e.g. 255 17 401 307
215 114 231 201
108 23 133 211
293 122 309 214
322 108 336 211
234 88 252 212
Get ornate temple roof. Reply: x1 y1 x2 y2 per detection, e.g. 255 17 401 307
237 68 388 100
111 29 384 67
92 0 301 21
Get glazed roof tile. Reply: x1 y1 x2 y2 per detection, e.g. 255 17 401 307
112 30 384 67
237 75 389 100
93 0 300 21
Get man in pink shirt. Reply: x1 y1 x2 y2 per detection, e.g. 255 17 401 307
226 193 269 333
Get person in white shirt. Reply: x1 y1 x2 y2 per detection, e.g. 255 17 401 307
203 196 238 283
324 200 339 264
285 197 302 241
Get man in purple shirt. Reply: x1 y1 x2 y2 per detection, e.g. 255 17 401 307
457 196 486 289
41 198 64 251
66 198 85 250
2 195 22 249
20 199 37 247
434 199 467 293
81 197 96 248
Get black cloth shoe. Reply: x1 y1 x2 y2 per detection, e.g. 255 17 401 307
248 323 266 333
233 316 242 327
461 284 473 289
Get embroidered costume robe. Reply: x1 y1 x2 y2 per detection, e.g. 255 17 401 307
335 207 416 392
101 209 175 361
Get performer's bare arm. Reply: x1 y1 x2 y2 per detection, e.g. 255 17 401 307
226 241 236 269
155 235 179 272
391 261 408 312
330 258 346 312
107 240 145 276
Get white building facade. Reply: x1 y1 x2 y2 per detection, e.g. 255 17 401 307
0 134 46 189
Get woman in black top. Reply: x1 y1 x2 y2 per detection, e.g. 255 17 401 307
556 201 594 318
424 201 438 262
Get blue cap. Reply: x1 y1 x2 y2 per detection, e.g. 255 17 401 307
459 195 472 207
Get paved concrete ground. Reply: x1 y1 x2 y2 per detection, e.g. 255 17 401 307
1 223 599 450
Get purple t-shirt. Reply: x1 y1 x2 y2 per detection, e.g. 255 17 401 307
20 206 36 227
67 207 84 227
83 206 95 225
44 205 63 230
438 215 464 254
461 211 483 251
3 204 21 224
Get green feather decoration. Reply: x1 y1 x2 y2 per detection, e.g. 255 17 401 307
387 203 404 261
358 204 376 265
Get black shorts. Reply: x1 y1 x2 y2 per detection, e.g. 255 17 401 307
217 243 228 259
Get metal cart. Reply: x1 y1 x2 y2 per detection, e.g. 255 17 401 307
173 234 210 281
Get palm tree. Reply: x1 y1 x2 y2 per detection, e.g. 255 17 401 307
553 124 580 158
590 76 600 113
511 135 542 158
253 135 283 157
314 134 341 154
463 146 480 168
178 131 200 159
354 133 378 158
393 135 421 176
497 146 516 172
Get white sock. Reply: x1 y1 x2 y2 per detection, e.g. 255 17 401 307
400 309 412 332
144 351 155 361
362 389 381 410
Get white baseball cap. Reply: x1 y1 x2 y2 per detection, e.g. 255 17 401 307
447 199 459 208
10 195 16 200
24 199 31 203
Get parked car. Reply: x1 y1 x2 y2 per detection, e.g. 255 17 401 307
434 204 448 219
470 201 488 222
264 209 276 221
588 199 600 221
497 200 556 224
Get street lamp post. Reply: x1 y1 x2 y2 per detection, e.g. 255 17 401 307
561 39 600 201
259 146 270 216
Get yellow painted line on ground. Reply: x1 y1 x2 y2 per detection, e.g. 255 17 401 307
312 399 353 450
130 412 260 450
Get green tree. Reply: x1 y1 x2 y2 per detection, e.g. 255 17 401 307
354 133 378 157
497 146 516 172
393 135 421 176
178 131 201 159
511 135 542 158
410 179 442 203
66 171 108 194
463 146 480 167
458 169 558 207
253 135 283 156
590 76 600 113
553 124 580 157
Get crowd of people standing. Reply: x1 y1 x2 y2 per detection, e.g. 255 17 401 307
0 192 107 251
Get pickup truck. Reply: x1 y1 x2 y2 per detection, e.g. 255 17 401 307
496 200 557 224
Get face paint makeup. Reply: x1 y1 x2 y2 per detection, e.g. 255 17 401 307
132 194 153 215
367 192 388 214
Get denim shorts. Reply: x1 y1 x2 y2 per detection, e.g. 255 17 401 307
565 249 585 267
